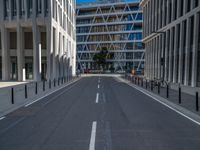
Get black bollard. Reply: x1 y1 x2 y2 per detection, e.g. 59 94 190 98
158 82 160 94
49 79 51 89
151 81 153 91
196 92 199 111
166 84 169 98
43 80 45 91
54 79 56 87
179 87 181 104
11 88 14 104
35 82 38 95
25 84 28 99
146 80 147 89
141 79 143 87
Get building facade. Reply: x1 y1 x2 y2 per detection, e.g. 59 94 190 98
76 0 145 73
141 0 200 87
0 0 76 81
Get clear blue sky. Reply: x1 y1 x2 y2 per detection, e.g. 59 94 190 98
76 0 140 4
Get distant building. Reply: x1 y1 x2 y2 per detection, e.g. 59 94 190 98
76 0 145 73
141 0 200 87
0 0 76 81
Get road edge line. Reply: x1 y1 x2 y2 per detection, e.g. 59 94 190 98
117 77 200 126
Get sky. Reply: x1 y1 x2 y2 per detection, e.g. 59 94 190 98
76 0 140 4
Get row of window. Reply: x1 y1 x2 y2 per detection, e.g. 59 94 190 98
77 4 140 16
3 0 48 19
77 25 142 33
77 42 144 51
143 0 200 37
77 33 142 42
76 14 143 24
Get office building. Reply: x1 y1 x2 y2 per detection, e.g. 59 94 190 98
0 0 76 81
141 0 200 87
76 0 145 73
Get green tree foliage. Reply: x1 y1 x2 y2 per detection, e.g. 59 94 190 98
93 47 109 67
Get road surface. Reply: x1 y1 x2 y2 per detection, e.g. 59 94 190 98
0 76 200 150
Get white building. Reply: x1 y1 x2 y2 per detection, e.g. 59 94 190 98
0 0 76 81
76 0 145 73
141 0 200 87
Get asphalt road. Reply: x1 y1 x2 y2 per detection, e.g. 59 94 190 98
0 76 200 150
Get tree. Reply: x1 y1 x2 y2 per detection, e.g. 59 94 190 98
93 47 109 70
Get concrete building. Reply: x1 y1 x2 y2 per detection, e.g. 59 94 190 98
140 0 200 87
76 0 145 73
0 0 76 81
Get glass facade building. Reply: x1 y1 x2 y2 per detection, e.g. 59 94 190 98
76 0 145 73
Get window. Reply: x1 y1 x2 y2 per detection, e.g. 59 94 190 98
27 0 33 17
4 0 9 18
11 0 17 17
20 0 25 16
37 0 42 14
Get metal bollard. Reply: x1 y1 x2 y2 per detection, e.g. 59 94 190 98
166 84 169 98
25 84 28 99
146 80 147 89
196 92 199 111
49 79 51 89
151 81 153 91
35 82 38 95
11 87 14 104
43 80 45 91
138 78 140 85
141 79 143 87
158 82 160 94
179 87 181 104
54 79 56 87
58 78 60 86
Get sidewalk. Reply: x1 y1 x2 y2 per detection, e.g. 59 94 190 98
0 81 28 88
0 77 80 118
123 76 200 116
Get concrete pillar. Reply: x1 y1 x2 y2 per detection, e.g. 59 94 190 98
177 0 181 18
152 0 155 32
42 0 45 17
155 37 158 78
0 0 3 21
32 24 41 81
173 25 179 83
158 0 162 29
184 18 191 86
1 26 10 80
165 30 169 81
191 13 200 87
162 0 166 27
9 0 12 20
178 22 185 84
158 35 161 79
60 34 64 78
183 0 188 14
154 0 157 31
46 24 53 80
166 0 170 24
168 28 174 82
25 0 28 19
53 28 58 79
17 25 25 81
152 39 155 79
171 0 176 21
32 0 41 81
161 34 165 80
